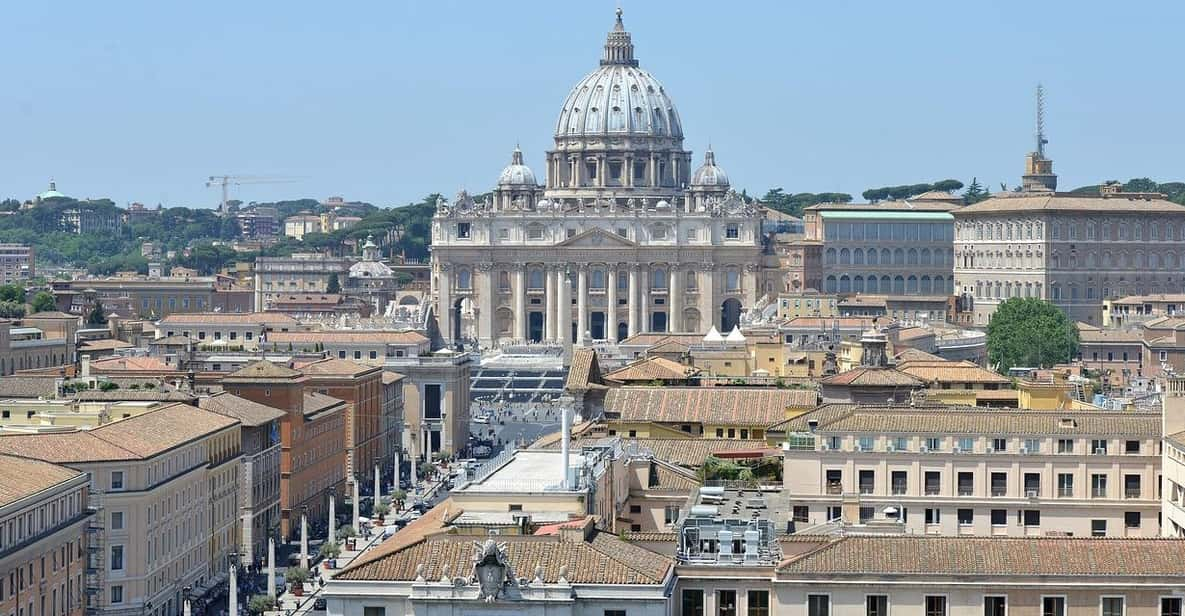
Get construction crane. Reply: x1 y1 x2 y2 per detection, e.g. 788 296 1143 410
206 175 302 215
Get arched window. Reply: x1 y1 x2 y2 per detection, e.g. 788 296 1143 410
825 248 837 265
920 275 932 294
881 275 891 292
893 276 905 295
907 248 918 265
906 275 918 294
920 248 932 266
825 276 837 293
725 269 740 292
881 248 892 264
893 248 905 265
839 275 851 293
867 276 879 293
853 276 864 293
867 249 879 265
853 249 865 265
686 270 697 290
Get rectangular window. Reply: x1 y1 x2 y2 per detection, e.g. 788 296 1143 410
109 545 124 570
110 586 123 604
866 595 888 616
957 508 973 526
717 591 736 616
984 596 1007 616
1092 519 1107 537
859 470 874 494
424 384 443 420
1057 438 1074 453
925 471 941 495
958 472 974 496
1125 511 1141 528
1161 597 1182 616
925 508 940 524
990 509 1006 526
925 437 941 451
110 512 123 530
808 595 830 616
681 589 704 616
110 472 124 491
858 436 873 450
1024 438 1040 452
1125 440 1141 454
925 596 947 616
1092 439 1108 454
725 224 740 240
891 471 907 495
363 608 386 616
748 591 769 616
1057 473 1074 497
1024 473 1040 497
1125 474 1141 499
958 437 974 451
665 505 680 525
1042 596 1065 616
992 438 1006 452
1023 509 1040 527
1102 597 1125 616
991 472 1007 497
792 506 809 523
1092 474 1108 498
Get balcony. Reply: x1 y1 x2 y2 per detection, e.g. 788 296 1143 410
1125 489 1142 499
826 482 843 495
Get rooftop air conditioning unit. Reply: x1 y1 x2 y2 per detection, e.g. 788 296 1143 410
1026 490 1039 498
1019 447 1029 455
952 447 962 454
919 445 929 453
1094 448 1107 455
886 444 895 453
986 447 995 454
819 443 830 451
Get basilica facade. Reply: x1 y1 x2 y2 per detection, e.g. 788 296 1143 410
430 10 763 348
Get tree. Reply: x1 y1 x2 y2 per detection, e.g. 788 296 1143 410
86 302 106 326
30 291 56 313
963 177 989 204
0 301 25 319
319 541 342 559
931 179 964 193
284 566 310 585
0 284 25 303
248 595 276 615
336 525 357 541
986 298 1079 372
1123 177 1159 193
326 273 341 294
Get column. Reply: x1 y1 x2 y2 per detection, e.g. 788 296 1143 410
606 267 618 340
640 268 651 333
669 265 682 333
477 265 494 347
544 266 556 342
558 268 572 343
698 265 715 333
627 266 639 338
577 266 589 342
513 266 526 341
438 267 452 344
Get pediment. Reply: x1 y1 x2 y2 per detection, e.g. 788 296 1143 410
556 227 638 248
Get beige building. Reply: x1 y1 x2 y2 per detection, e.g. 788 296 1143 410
253 253 351 311
0 244 34 284
156 312 299 349
0 454 92 616
0 404 241 616
781 404 1161 537
430 12 763 347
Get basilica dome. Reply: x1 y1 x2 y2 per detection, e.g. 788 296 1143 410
691 148 729 187
496 146 537 186
554 9 682 140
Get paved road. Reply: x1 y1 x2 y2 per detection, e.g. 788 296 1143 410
470 401 566 455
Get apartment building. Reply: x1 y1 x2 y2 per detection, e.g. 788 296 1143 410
296 358 386 481
156 312 299 349
0 404 241 616
220 362 346 538
199 393 284 565
781 404 1161 537
0 244 34 284
0 320 72 376
52 277 220 319
1161 377 1185 537
265 330 430 365
0 455 91 616
253 253 351 311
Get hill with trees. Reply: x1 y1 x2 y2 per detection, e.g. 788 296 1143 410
1068 178 1185 205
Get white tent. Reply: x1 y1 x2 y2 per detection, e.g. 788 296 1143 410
725 326 746 343
703 326 724 343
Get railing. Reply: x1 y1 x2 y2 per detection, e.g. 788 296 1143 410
826 483 843 495
1125 489 1142 499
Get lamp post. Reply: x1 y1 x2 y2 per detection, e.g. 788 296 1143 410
326 488 336 546
182 586 192 616
228 553 239 616
266 536 276 599
299 506 309 571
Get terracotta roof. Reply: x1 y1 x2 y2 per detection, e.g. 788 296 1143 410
346 498 463 571
956 192 1185 215
1111 293 1185 305
88 356 173 372
26 311 80 320
268 330 428 345
648 339 691 355
1079 329 1143 344
74 390 195 402
337 530 671 584
565 348 604 392
0 403 237 462
604 387 817 426
779 535 1185 577
782 316 879 329
769 403 858 433
224 360 303 380
604 357 700 383
623 532 677 542
806 405 1158 437
296 357 379 377
303 391 345 418
0 454 85 508
0 376 59 398
897 361 1011 385
819 367 925 387
647 460 700 492
1167 430 1185 449
200 392 286 426
158 312 298 325
893 348 944 363
894 326 934 341
805 201 960 212
269 294 341 305
381 371 405 385
78 339 134 351
150 335 194 345
619 333 705 347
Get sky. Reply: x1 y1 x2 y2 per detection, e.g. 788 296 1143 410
4 0 1185 209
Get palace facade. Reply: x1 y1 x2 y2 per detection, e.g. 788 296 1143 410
430 10 763 348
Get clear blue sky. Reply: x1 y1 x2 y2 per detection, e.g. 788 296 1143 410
5 1 1184 208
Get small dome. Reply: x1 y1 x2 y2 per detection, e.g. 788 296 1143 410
691 148 729 187
38 180 66 200
497 146 537 187
349 260 394 279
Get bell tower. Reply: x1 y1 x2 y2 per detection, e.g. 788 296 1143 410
1021 84 1057 192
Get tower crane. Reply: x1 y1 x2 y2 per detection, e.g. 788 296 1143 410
206 175 302 215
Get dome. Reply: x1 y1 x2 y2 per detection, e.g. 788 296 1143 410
349 260 394 279
37 180 65 201
554 10 682 140
497 146 537 186
691 148 729 187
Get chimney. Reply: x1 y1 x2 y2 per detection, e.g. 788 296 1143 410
560 405 571 489
80 354 91 378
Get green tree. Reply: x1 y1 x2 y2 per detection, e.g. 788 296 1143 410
931 179 965 193
0 301 25 319
248 595 276 615
1122 177 1159 193
326 272 341 294
986 298 1079 372
30 291 56 313
86 302 106 326
0 285 25 303
963 177 989 204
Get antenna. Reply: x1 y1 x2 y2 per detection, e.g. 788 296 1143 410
1035 83 1048 158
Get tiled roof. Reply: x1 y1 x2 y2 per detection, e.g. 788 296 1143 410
268 330 428 345
381 371 405 385
78 339 134 351
1079 329 1143 343
303 391 345 418
619 333 705 347
1111 293 1185 305
1167 430 1185 449
269 294 341 305
224 360 303 380
894 326 934 341
770 403 858 432
337 530 671 584
26 311 80 320
648 339 691 355
296 357 379 377
0 403 236 462
648 460 700 492
0 376 59 399
892 348 944 363
604 356 699 383
200 392 286 426
805 202 959 212
150 335 194 345
897 361 1011 385
604 387 818 426
89 356 174 372
779 535 1185 577
565 348 603 392
158 312 298 325
956 192 1185 215
0 454 85 508
819 367 925 387
74 390 195 402
532 432 760 469
623 531 677 542
782 316 879 329
806 405 1158 437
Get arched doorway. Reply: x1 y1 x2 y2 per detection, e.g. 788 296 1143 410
650 311 667 333
452 298 464 343
590 312 606 340
527 312 544 342
721 298 742 331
